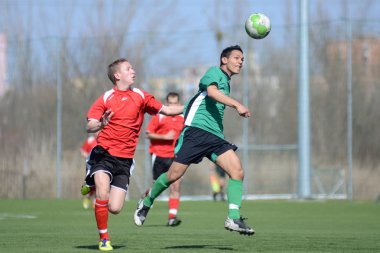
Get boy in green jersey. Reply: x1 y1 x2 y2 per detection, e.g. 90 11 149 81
134 45 254 235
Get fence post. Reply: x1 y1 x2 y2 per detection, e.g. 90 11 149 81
346 18 353 200
56 37 62 199
297 0 311 199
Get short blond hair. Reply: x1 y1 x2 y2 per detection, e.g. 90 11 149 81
107 58 128 84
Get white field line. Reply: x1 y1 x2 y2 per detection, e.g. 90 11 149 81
0 213 37 220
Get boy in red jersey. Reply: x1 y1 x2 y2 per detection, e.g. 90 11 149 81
81 58 183 251
145 92 184 226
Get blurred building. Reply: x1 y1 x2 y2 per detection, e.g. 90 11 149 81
326 36 380 101
326 36 380 78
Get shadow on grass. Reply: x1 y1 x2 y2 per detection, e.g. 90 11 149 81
144 224 170 227
75 244 126 250
164 245 234 251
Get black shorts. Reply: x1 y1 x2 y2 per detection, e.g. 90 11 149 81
151 155 174 180
174 126 238 165
85 145 134 192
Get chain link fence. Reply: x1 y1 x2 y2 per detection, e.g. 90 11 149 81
1 3 380 200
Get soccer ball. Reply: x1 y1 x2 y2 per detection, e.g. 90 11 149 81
245 13 271 39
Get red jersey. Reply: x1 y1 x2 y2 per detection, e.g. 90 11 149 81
80 135 97 156
146 114 184 158
87 87 163 158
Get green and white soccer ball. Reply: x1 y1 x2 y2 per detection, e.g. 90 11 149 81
245 13 271 39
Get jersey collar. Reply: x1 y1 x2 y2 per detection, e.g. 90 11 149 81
219 67 231 81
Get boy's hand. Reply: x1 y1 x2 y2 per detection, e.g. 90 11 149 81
101 109 114 127
236 104 251 118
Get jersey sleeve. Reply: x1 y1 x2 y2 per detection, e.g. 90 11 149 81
146 115 159 134
199 67 220 91
87 94 107 121
142 91 163 115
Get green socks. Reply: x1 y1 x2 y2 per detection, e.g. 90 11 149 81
143 173 170 207
143 174 243 219
227 179 243 219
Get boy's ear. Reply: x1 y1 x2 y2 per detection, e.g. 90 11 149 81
113 72 120 81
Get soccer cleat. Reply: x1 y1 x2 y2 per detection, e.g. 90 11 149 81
167 217 182 227
134 199 150 226
82 197 91 209
98 239 113 251
81 184 91 196
224 216 255 236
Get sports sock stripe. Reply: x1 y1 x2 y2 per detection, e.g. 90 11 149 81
229 203 239 210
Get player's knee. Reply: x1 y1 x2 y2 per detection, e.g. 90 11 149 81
168 166 187 182
109 209 121 215
167 172 181 182
108 205 122 214
96 191 110 200
238 170 244 180
230 169 244 180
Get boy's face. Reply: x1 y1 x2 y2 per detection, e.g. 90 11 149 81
115 61 136 85
223 50 244 76
166 96 180 107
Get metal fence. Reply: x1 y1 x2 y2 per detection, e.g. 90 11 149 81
1 13 380 200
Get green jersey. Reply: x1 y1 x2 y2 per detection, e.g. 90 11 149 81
183 66 231 139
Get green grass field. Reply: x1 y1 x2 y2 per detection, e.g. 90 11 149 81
0 199 379 252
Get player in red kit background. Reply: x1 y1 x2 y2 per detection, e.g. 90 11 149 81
80 133 97 158
145 92 184 226
81 58 183 251
80 132 98 209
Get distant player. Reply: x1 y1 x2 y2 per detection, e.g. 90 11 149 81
80 132 98 209
134 45 255 236
145 92 184 226
210 164 226 201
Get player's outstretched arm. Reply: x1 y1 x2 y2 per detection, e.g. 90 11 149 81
146 130 176 140
207 85 251 118
160 105 184 116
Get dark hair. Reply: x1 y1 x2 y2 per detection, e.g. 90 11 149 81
220 45 243 66
107 58 128 84
166 92 180 101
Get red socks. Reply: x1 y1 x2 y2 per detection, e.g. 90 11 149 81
95 198 109 240
168 198 180 219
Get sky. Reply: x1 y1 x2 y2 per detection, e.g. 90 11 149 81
1 0 380 78
2 0 380 37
